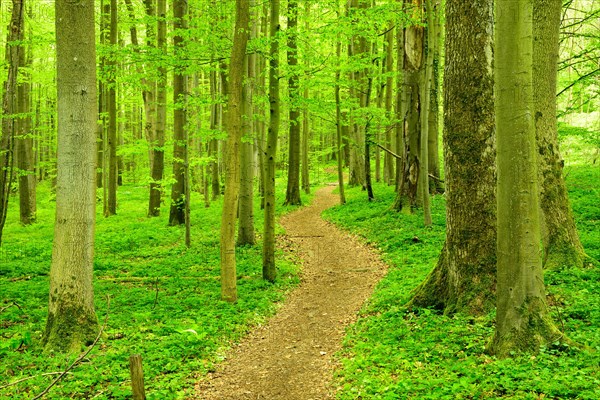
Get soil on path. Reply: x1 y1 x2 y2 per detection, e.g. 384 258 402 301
195 185 388 399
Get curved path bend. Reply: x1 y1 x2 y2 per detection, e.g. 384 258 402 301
195 185 388 399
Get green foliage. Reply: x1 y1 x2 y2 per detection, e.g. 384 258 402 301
0 180 309 399
324 143 599 398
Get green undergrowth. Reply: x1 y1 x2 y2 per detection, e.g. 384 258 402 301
0 173 314 399
324 137 599 399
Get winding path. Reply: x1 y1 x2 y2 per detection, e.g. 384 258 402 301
195 185 388 399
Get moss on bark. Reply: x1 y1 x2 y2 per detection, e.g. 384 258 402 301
43 303 98 353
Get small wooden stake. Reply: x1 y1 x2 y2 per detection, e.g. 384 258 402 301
129 354 146 399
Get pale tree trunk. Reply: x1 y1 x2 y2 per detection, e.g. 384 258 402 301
16 25 36 225
209 67 220 201
105 0 118 216
0 0 25 245
533 0 586 269
263 0 280 282
419 0 433 226
335 41 346 205
148 0 167 217
43 0 98 353
237 4 256 246
220 0 250 302
410 0 496 315
384 24 395 186
97 2 107 189
490 0 562 358
169 0 188 226
284 0 302 206
300 2 310 195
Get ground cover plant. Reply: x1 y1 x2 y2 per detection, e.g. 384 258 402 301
324 131 599 399
0 172 316 399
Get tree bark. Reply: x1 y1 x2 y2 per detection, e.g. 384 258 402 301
220 0 250 301
284 0 301 206
169 0 188 226
489 0 562 358
16 23 36 225
263 0 280 282
148 0 167 217
533 0 586 269
427 3 442 193
105 0 118 216
0 0 25 245
410 0 496 315
335 41 346 205
44 0 98 352
384 24 395 186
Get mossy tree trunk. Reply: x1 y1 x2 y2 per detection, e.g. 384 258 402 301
489 0 562 358
409 0 496 315
220 0 250 302
44 0 99 353
533 0 586 269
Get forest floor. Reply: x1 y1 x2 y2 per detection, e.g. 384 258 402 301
195 184 388 399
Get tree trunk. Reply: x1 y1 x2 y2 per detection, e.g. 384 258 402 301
489 0 562 358
419 0 433 226
0 0 25 245
409 0 496 315
43 0 98 352
209 68 221 202
533 0 586 269
284 0 302 206
16 26 36 225
427 4 442 194
148 0 167 217
335 41 346 205
169 0 188 226
220 0 250 302
384 24 395 186
237 6 256 246
105 0 118 216
263 0 280 282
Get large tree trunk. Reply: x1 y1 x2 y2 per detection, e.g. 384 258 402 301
220 0 250 302
263 0 280 282
489 0 562 358
105 0 118 216
43 0 98 353
0 0 25 245
148 0 167 217
409 0 496 315
284 0 302 206
169 0 188 226
533 0 586 269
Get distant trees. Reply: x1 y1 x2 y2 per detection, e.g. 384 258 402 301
43 0 98 352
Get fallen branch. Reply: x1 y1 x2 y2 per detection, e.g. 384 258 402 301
0 372 71 391
0 301 23 314
31 296 110 400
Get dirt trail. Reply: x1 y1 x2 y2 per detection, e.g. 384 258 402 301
195 185 388 399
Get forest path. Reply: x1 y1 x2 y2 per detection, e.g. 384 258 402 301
195 185 388 399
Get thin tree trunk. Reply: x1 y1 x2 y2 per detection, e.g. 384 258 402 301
148 0 167 217
419 0 433 226
43 0 98 353
335 41 346 205
0 0 25 244
384 24 395 186
427 3 442 193
169 0 188 226
220 0 250 302
105 0 118 216
284 0 302 206
263 0 280 282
